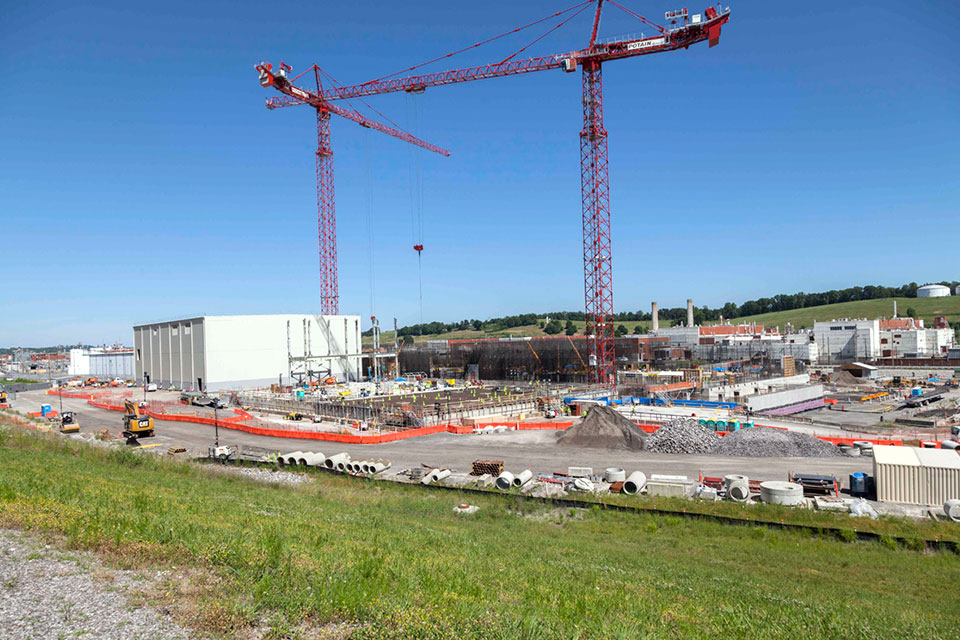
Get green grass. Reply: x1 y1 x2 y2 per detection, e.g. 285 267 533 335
1 377 42 385
717 297 960 331
0 422 957 639
366 296 960 347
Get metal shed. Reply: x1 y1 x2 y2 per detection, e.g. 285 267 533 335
915 448 960 506
874 446 960 506
873 446 921 504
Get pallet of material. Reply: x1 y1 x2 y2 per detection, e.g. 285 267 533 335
471 459 504 476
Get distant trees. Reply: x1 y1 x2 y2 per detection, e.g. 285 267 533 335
906 307 918 319
543 319 563 335
564 320 577 336
615 324 628 337
390 280 960 338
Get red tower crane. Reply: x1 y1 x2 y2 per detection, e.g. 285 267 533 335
257 1 731 384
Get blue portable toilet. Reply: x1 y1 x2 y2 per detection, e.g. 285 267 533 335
40 404 52 417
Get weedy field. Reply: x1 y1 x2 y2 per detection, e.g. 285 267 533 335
0 420 957 639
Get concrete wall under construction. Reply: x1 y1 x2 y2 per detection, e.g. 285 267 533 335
133 314 361 391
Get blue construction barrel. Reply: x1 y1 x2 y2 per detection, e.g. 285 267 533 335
850 472 868 497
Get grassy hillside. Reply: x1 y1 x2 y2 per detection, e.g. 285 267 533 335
0 420 957 639
720 297 960 331
368 296 960 347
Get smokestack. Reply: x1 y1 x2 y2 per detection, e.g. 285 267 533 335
893 300 897 318
651 302 659 333
687 299 694 328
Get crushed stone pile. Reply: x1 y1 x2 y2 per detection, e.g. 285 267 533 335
557 405 648 450
645 418 720 454
708 427 844 458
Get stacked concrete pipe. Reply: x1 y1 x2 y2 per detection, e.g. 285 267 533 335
622 471 647 495
724 474 750 502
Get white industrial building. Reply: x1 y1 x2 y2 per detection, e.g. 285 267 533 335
133 314 362 391
880 327 955 357
813 319 880 361
68 347 136 379
917 284 951 298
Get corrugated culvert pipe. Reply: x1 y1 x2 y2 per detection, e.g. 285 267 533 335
622 471 647 495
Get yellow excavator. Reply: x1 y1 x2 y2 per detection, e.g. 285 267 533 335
122 399 154 444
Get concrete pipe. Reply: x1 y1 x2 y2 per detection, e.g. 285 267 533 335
422 468 450 485
512 469 534 488
838 444 860 457
944 499 960 523
324 452 349 471
941 440 959 450
299 452 324 467
359 461 371 474
371 460 391 474
283 451 304 467
604 467 626 483
759 481 804 506
723 474 748 489
496 471 515 490
622 471 647 495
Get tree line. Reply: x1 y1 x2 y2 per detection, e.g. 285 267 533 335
371 281 959 338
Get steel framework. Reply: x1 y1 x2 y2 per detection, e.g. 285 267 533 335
258 1 730 383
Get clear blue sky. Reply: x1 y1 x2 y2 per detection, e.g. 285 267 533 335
1 1 957 346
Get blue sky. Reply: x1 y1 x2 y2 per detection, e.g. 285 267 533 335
1 0 957 345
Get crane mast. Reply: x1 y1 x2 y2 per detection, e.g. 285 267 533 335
258 2 731 384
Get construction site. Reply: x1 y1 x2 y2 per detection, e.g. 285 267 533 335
2 0 959 521
1 2 958 638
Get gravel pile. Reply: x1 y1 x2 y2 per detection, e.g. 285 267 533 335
206 465 313 486
709 427 844 458
557 406 648 451
0 529 192 640
645 418 720 454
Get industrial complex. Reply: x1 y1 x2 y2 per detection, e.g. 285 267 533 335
2 2 959 637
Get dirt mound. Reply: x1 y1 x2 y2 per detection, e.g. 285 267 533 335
557 405 648 450
708 427 843 458
831 370 865 387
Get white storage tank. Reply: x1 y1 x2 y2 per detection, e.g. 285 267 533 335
917 284 951 298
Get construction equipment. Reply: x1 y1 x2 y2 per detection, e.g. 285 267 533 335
0 388 7 406
58 411 80 434
122 399 155 444
257 1 730 385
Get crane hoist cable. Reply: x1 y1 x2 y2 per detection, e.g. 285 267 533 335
406 92 425 332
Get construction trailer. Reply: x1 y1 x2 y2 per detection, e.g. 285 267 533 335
133 314 362 391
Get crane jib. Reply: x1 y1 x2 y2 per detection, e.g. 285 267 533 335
625 36 666 51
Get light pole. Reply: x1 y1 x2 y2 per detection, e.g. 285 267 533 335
213 404 219 448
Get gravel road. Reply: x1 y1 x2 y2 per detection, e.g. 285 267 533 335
0 529 193 640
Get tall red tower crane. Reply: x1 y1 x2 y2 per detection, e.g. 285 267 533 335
257 1 731 383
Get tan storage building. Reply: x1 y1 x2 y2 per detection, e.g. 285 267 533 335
874 446 960 506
